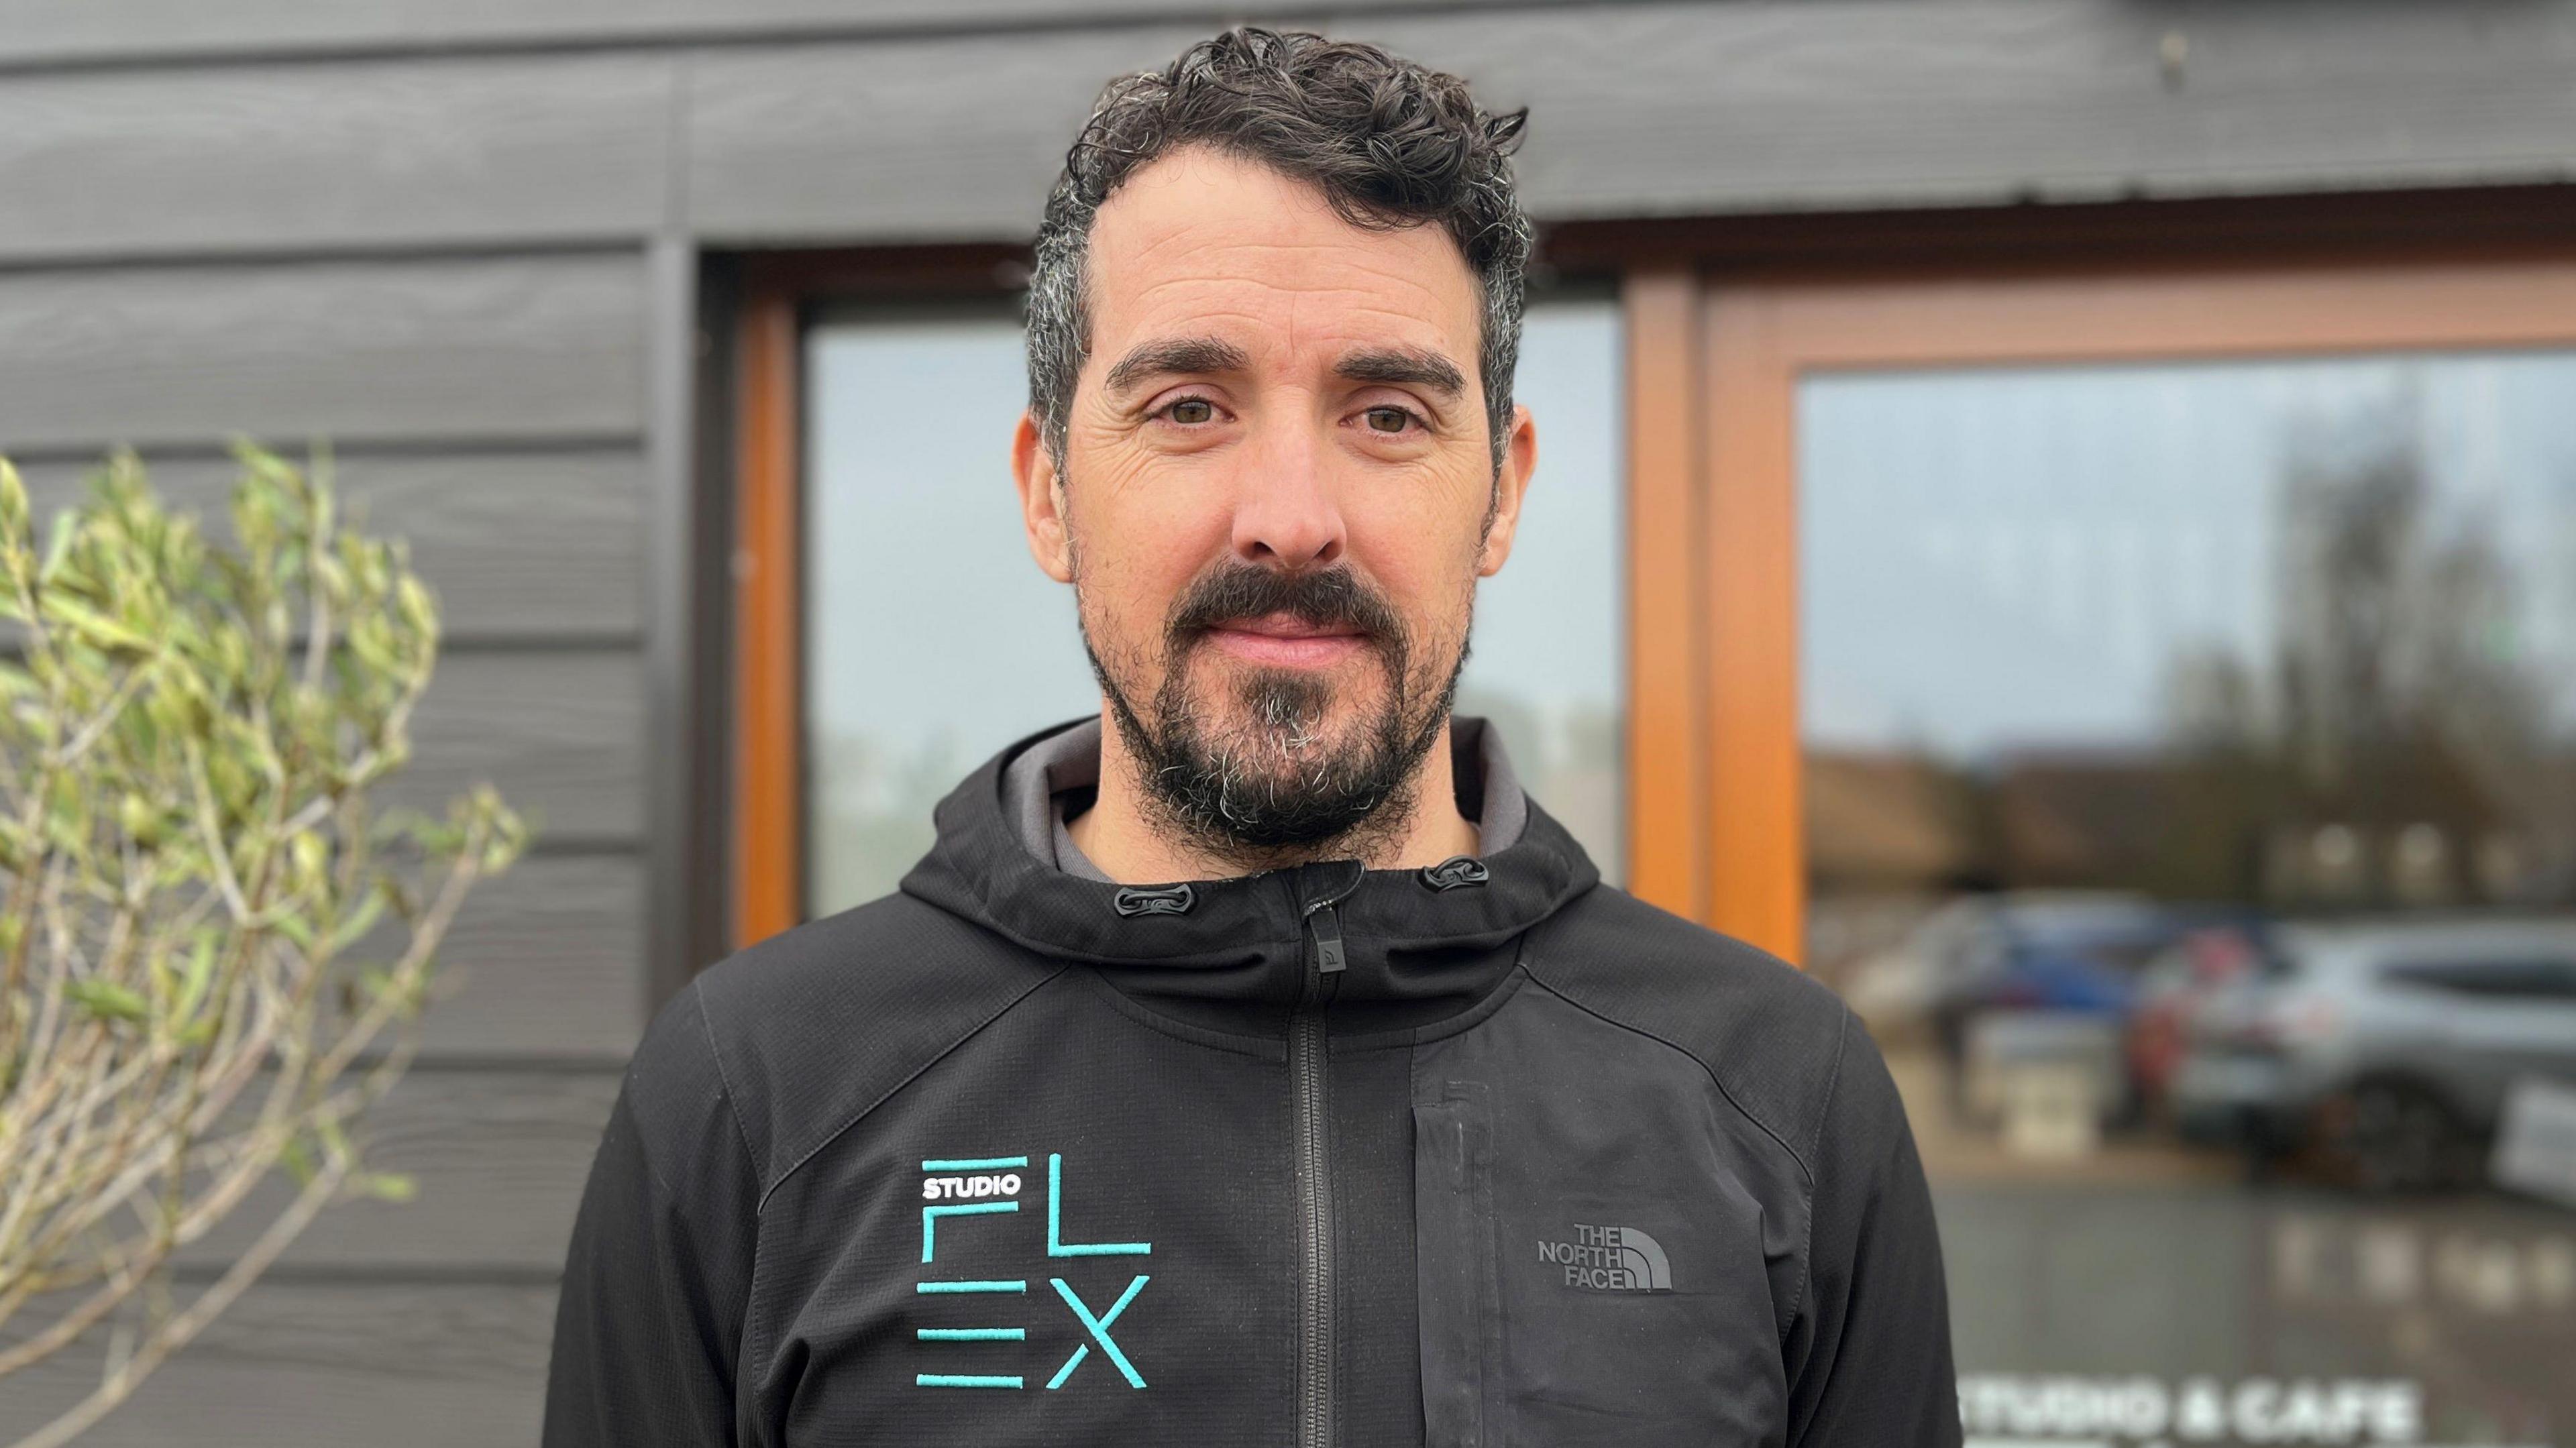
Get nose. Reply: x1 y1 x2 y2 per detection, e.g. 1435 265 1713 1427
1227 421 1345 572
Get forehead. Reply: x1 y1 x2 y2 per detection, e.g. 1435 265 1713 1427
1081 146 1482 367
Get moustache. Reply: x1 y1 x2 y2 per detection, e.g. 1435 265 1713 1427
1165 563 1404 650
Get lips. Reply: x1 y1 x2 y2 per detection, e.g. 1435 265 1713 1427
1201 612 1370 668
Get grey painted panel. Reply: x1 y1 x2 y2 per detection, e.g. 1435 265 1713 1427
0 0 1405 65
0 55 670 260
0 255 645 453
403 649 642 842
685 23 1188 241
15 449 645 642
0 1279 556 1447
422 852 647 1058
1355 2 2576 217
176 1069 616 1270
686 3 2576 238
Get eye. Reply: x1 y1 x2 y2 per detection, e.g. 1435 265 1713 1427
1163 397 1217 425
1362 406 1417 435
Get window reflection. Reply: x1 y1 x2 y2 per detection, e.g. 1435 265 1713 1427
802 306 1092 918
802 296 1626 916
1454 297 1625 883
1801 351 2576 1443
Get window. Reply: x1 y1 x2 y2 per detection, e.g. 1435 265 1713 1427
790 292 1627 918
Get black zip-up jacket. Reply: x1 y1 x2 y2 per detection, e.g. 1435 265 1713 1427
544 717 1959 1446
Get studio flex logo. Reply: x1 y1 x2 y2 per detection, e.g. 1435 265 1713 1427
913 1152 1152 1393
1538 1223 1674 1292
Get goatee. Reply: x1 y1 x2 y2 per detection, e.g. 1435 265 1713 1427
1079 559 1467 868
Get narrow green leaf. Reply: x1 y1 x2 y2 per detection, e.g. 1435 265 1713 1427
65 978 149 1023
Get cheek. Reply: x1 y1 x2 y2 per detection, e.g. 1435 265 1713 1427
1064 457 1227 638
1344 482 1487 632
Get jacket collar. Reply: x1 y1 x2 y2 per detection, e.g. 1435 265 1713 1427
898 714 1600 1026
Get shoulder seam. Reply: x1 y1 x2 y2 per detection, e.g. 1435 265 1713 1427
1785 1007 1853 1347
1519 953 1817 1191
753 962 1074 1217
692 974 765 1197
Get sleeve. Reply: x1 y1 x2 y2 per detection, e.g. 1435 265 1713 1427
543 981 762 1447
1783 1009 1962 1447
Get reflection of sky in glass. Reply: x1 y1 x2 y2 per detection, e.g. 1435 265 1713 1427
1801 352 2576 761
1456 298 1625 882
804 308 1091 915
804 297 1625 913
1803 349 2576 1438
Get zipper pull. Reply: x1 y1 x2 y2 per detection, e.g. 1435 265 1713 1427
1308 903 1346 975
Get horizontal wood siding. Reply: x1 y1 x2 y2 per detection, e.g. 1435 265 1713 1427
0 5 2569 255
400 651 643 842
17 449 643 643
417 854 647 1060
3 1280 561 1447
0 0 1294 66
685 25 1195 241
0 180 647 1443
176 1070 622 1270
1355 3 2576 217
0 55 672 262
0 256 645 452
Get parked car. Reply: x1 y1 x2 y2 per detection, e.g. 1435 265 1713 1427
2171 915 2576 1190
1844 891 2248 1123
2126 921 2279 1116
1847 892 2162 1033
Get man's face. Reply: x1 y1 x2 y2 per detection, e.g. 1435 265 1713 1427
1014 146 1534 858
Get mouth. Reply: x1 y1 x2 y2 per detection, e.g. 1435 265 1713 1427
1198 611 1371 669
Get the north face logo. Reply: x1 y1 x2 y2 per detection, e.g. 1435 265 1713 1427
1537 1223 1672 1292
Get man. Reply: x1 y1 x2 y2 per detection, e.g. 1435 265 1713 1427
545 27 1957 1447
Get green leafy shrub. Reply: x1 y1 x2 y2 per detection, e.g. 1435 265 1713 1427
0 445 525 1447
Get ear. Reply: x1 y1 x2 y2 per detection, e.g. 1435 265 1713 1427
1475 402 1538 577
1012 410 1076 584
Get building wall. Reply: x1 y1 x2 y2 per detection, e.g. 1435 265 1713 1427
1 1 2571 1439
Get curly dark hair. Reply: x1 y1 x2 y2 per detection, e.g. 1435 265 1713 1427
1026 27 1532 472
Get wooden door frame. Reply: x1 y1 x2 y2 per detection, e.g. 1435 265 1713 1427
1694 252 2576 963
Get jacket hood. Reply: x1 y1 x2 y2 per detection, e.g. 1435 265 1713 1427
898 715 1601 1030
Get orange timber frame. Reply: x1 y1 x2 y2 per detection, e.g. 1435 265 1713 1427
727 196 2576 962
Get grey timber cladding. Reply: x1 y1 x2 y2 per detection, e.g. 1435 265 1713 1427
399 651 645 841
3 1281 563 1447
173 1071 627 1271
0 257 646 449
16 450 645 643
0 17 668 1443
0 0 1302 64
684 3 2576 237
7 5 2576 256
0 56 673 261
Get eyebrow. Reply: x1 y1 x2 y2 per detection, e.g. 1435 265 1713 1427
1334 346 1466 399
1099 336 1470 402
1102 335 1252 396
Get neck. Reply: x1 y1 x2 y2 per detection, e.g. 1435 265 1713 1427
1067 704 1482 885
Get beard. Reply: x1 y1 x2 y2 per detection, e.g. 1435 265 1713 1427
1076 553 1470 867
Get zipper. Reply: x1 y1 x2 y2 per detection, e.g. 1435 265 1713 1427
1293 867 1361 1448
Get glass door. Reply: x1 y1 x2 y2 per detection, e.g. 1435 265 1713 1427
1723 260 2576 1447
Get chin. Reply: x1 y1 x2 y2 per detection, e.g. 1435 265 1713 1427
1200 673 1381 743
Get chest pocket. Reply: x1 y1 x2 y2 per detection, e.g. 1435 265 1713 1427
1413 1074 1790 1448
